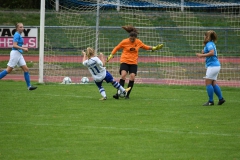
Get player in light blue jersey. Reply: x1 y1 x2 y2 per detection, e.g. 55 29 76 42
82 47 131 100
0 22 37 90
196 30 225 106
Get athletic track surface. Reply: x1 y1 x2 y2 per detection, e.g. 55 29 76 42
0 55 239 87
0 55 239 63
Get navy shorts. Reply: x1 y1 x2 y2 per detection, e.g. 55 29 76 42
95 71 114 89
119 63 138 75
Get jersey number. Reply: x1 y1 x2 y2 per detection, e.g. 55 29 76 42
90 66 100 75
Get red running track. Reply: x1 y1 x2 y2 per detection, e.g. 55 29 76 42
0 55 239 63
1 55 239 87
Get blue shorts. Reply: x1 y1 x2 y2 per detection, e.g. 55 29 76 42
95 71 114 89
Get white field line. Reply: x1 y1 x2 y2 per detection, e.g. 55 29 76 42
30 89 240 103
0 121 239 137
32 93 94 99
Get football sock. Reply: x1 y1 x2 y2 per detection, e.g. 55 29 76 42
116 79 125 95
119 79 125 87
0 70 8 79
213 84 223 100
206 84 214 102
99 86 106 98
24 72 31 87
112 81 125 92
126 80 134 97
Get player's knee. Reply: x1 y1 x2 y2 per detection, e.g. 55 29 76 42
21 66 29 72
129 74 135 80
6 67 13 73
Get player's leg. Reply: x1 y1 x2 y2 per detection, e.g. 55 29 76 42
105 71 123 91
125 74 135 99
104 71 131 97
20 55 37 90
119 79 125 88
211 67 225 105
203 79 214 106
125 64 137 99
113 71 127 99
212 81 225 105
203 67 217 106
0 51 18 79
0 70 8 79
113 63 128 99
0 66 12 79
95 81 107 100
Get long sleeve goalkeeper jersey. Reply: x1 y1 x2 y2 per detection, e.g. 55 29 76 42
111 38 150 65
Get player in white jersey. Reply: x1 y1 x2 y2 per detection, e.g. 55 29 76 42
82 47 131 100
0 22 37 90
196 30 225 106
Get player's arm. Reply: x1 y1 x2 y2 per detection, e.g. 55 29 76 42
13 42 28 52
151 44 164 52
196 49 214 58
82 50 87 63
107 41 123 62
140 41 163 52
106 53 114 62
98 52 105 66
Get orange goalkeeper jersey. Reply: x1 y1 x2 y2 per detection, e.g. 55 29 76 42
111 38 151 64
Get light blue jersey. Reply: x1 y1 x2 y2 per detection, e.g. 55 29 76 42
12 32 24 53
83 57 106 82
204 41 220 68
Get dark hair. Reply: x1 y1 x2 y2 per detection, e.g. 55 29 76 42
122 25 138 37
129 31 137 37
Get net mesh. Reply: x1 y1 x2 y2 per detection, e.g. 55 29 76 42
43 0 240 86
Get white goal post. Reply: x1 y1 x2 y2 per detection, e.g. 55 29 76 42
39 0 45 83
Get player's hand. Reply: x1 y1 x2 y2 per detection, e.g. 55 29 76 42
99 52 104 59
152 44 163 52
22 47 28 52
106 54 114 62
82 50 86 55
196 53 202 58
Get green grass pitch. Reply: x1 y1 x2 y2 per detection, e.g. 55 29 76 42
0 81 240 160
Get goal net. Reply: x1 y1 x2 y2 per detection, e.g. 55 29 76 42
42 0 240 87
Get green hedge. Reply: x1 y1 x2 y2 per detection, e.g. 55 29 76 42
0 0 40 9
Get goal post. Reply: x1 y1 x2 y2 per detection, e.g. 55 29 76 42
40 0 240 87
39 0 45 83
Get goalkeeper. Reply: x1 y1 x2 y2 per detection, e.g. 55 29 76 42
107 25 163 99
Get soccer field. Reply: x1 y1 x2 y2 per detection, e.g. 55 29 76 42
0 81 240 159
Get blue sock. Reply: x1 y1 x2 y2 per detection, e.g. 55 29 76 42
0 70 8 79
206 85 214 102
112 81 121 89
213 84 223 100
24 72 31 87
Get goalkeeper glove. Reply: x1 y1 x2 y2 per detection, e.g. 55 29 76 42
106 54 114 62
152 44 163 52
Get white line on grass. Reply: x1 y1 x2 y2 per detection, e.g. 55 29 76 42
84 125 239 137
31 93 94 99
1 121 239 137
169 88 239 94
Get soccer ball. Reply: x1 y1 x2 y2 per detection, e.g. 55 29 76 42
63 77 72 84
117 90 126 98
81 77 89 84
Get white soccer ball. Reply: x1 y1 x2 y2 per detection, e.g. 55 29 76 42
81 77 89 84
117 90 126 98
63 77 72 84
